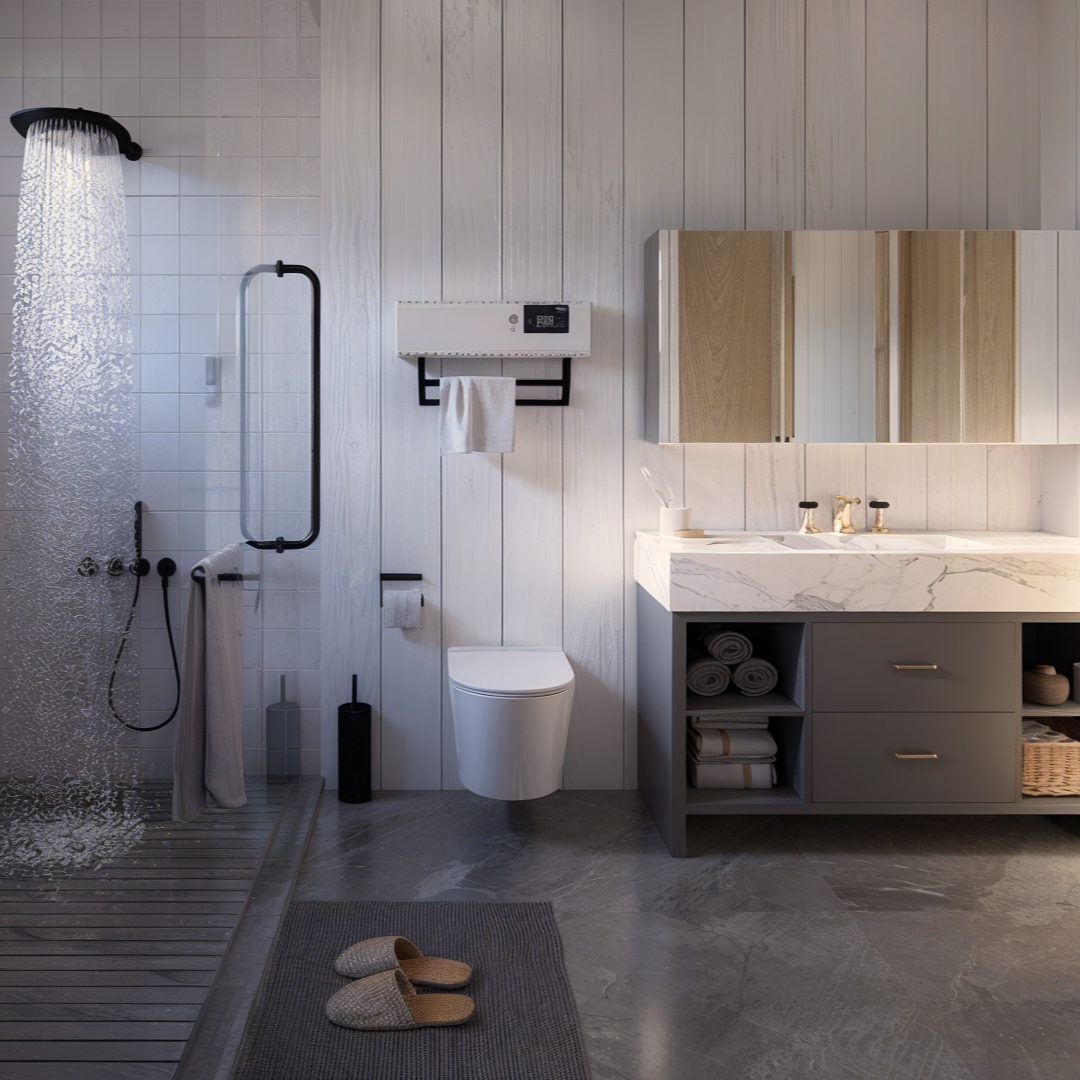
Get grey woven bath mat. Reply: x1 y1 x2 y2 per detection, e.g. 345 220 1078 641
234 900 590 1080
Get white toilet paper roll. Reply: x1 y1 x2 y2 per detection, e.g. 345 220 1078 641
383 589 422 629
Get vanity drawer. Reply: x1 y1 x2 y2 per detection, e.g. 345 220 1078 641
813 622 1014 712
813 713 1017 803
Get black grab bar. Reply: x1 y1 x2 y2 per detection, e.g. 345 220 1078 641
238 260 321 553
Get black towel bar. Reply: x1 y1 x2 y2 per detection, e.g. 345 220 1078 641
191 567 244 584
416 356 572 407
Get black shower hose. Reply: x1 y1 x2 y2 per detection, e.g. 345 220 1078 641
108 557 181 732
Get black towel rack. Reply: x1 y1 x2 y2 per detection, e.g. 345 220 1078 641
191 567 244 585
239 260 321 553
416 356 572 407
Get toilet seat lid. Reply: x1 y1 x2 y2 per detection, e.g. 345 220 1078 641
447 647 575 697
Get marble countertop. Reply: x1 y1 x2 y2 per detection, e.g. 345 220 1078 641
634 530 1080 612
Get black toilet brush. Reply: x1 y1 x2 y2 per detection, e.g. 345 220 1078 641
338 674 371 803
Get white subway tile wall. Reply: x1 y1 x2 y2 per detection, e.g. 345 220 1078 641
0 0 321 780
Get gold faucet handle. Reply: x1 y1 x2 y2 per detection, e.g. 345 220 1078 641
869 500 889 534
797 501 821 534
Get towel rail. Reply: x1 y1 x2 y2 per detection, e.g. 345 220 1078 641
239 260 321 552
191 567 244 585
417 356 572 407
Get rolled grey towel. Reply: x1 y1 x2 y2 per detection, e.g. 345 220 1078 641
732 658 778 697
700 626 753 665
686 655 731 696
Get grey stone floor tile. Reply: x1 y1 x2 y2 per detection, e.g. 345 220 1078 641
783 816 1080 913
921 1000 1080 1068
970 1061 1080 1079
853 911 1080 1004
293 792 1080 1079
560 909 977 1080
296 792 845 915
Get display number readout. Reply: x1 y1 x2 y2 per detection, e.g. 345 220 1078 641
523 304 569 333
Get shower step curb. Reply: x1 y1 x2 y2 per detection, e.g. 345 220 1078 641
172 776 324 1080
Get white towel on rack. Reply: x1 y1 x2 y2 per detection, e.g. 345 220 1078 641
173 544 246 822
439 376 516 454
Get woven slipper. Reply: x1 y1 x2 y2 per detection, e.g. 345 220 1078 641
326 968 475 1030
334 935 472 988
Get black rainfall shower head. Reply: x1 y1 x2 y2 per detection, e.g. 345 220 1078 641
10 107 142 161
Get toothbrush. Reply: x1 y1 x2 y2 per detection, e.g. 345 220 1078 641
640 467 670 508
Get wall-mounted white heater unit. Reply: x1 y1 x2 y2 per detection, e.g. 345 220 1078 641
396 301 592 406
396 301 591 357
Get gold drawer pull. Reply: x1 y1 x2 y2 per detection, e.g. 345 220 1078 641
894 751 938 760
893 664 938 670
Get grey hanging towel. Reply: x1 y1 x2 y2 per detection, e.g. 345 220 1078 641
173 544 246 822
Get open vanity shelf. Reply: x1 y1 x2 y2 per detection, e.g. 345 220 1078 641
637 590 1080 856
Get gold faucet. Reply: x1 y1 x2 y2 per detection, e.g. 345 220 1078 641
832 495 861 533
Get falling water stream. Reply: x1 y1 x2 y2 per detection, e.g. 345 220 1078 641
1 118 145 876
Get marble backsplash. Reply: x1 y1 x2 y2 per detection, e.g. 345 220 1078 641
655 443 1061 536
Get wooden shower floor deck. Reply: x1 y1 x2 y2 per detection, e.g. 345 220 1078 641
0 778 323 1080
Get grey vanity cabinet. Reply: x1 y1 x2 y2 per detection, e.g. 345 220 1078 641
812 713 1017 803
812 622 1015 712
635 591 1080 857
811 622 1018 805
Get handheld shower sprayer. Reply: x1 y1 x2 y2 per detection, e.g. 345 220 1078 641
108 505 182 732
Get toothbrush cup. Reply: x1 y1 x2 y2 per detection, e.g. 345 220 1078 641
659 506 692 536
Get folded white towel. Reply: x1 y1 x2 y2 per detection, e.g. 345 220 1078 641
690 761 776 789
690 727 777 758
689 714 770 730
693 754 777 765
1022 719 1077 743
383 589 422 629
439 376 516 454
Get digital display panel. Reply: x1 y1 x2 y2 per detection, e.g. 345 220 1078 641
523 304 569 333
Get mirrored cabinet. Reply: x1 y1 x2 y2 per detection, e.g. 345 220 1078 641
646 229 1080 444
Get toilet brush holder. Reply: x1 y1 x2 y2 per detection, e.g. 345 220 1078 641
338 674 372 803
266 674 300 780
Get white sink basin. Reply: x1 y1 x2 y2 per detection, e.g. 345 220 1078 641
775 533 991 552
635 529 1080 612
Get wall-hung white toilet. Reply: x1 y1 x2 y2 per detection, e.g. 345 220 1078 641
447 646 574 801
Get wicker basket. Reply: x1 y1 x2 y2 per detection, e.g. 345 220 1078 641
1022 717 1080 796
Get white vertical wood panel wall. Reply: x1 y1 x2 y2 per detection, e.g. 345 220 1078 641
378 0 444 791
322 0 1078 791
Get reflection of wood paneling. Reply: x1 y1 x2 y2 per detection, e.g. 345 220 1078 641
964 230 1016 442
784 230 794 440
900 230 1018 442
874 230 890 440
678 231 776 442
900 230 962 442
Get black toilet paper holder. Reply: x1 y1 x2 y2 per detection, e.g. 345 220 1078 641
380 573 424 607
